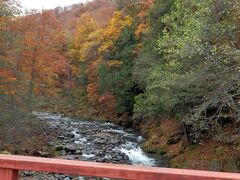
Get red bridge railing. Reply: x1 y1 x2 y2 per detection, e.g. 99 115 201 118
0 154 239 180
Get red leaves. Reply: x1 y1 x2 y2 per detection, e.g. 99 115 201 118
12 11 68 95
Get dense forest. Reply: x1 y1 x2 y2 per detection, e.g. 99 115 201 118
1 0 240 172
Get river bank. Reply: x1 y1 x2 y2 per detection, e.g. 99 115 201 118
17 112 169 179
135 118 240 173
49 107 240 173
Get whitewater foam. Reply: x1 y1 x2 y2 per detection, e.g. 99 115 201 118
120 142 156 166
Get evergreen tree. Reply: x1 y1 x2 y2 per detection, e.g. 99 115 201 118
99 26 137 115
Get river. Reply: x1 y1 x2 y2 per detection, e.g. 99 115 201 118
25 112 168 179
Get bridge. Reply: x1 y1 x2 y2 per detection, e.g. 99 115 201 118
0 155 239 179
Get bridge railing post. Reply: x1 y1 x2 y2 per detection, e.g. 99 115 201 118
0 168 18 180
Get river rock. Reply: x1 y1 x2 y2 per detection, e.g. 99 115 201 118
94 138 106 144
47 141 55 146
97 155 111 162
123 154 129 160
64 177 71 180
55 145 64 151
94 132 112 138
80 137 87 143
74 141 81 145
110 139 119 145
61 150 67 156
114 155 123 161
69 132 75 138
58 135 65 140
22 171 35 177
65 144 77 152
85 135 91 141
63 140 70 144
0 150 11 154
33 151 51 157
75 150 82 155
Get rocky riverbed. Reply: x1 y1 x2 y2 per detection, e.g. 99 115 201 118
21 112 168 179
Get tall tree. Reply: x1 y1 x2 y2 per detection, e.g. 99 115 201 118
14 10 67 105
99 26 136 115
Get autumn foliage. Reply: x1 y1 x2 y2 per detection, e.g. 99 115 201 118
2 0 239 148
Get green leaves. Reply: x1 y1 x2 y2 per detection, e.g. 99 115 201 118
99 26 136 115
134 0 240 142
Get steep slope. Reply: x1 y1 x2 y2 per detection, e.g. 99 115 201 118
53 0 117 33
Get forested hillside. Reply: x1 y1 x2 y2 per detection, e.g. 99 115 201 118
1 0 240 172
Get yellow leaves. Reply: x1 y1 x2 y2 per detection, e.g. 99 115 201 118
70 11 133 62
135 23 147 37
107 60 123 69
70 15 100 62
68 11 133 116
73 15 97 47
109 11 133 28
78 37 99 61
99 11 133 54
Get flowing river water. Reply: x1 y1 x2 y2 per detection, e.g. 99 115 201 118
25 112 168 179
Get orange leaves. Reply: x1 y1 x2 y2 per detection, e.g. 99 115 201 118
0 69 13 77
68 10 136 117
98 93 116 118
87 82 99 105
0 69 16 82
87 59 101 82
135 0 154 37
135 23 148 37
86 58 101 106
0 68 16 95
99 11 133 53
137 0 154 20
0 17 9 31
12 10 68 96
85 57 117 118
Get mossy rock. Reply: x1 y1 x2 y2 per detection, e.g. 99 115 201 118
0 150 11 155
